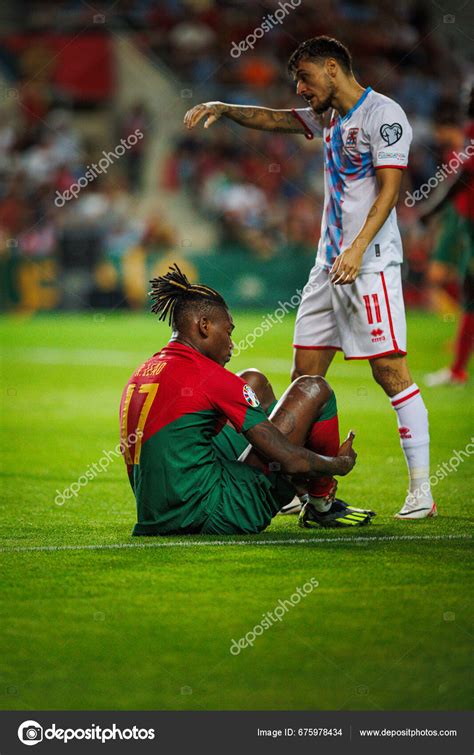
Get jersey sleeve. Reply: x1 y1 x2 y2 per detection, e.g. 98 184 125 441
207 369 268 433
367 102 412 169
290 107 323 140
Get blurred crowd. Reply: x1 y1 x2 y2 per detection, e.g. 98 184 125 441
0 0 471 310
0 87 179 309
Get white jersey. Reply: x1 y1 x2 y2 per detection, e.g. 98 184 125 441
292 87 412 273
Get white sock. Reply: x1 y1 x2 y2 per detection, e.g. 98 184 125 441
309 495 332 513
390 384 433 503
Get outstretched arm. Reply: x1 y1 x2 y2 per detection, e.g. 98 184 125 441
244 421 356 477
184 101 306 134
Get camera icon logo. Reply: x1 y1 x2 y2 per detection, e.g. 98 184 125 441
18 720 43 746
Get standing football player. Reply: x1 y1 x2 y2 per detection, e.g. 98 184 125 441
184 36 436 520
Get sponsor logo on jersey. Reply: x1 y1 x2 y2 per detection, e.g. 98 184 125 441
346 127 359 147
380 122 403 146
243 384 260 408
377 149 406 162
371 328 386 343
398 426 412 439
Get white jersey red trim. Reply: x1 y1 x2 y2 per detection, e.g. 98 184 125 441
292 88 412 273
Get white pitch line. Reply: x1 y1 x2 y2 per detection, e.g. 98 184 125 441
0 533 471 554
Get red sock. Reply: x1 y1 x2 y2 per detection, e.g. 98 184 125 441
306 415 340 497
451 312 474 379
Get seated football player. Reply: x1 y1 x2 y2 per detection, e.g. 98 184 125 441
119 264 375 535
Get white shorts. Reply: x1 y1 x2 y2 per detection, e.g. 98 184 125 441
293 264 407 360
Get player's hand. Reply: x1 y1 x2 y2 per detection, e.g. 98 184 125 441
184 101 228 130
330 244 365 285
336 430 357 475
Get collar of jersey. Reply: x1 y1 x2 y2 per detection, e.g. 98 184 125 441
341 86 372 122
159 340 197 356
158 339 219 367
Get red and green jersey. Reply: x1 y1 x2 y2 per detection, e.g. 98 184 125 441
119 341 268 534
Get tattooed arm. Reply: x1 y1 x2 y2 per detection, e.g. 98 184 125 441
184 101 306 134
243 420 356 477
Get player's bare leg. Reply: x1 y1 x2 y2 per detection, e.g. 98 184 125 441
425 271 474 386
236 369 302 513
370 354 437 520
241 375 375 527
370 353 412 396
242 375 333 465
291 347 337 381
239 367 301 515
288 347 338 511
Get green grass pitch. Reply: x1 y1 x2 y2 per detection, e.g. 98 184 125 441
0 311 472 711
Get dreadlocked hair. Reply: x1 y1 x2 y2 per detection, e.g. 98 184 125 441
149 263 227 327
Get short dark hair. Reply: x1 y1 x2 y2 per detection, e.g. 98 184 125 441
149 263 228 329
288 36 353 76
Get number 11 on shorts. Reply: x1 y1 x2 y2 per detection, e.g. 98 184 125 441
363 294 382 324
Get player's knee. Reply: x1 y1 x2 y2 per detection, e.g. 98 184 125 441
292 374 332 403
238 368 276 410
370 355 412 395
238 368 268 390
370 361 391 392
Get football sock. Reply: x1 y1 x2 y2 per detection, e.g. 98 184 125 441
451 311 474 380
390 383 432 502
309 495 333 513
306 392 340 500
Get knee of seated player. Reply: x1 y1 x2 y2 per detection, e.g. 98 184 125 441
291 374 333 407
237 368 276 411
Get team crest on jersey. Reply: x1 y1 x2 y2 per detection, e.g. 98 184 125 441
380 122 402 146
243 384 260 408
346 127 359 147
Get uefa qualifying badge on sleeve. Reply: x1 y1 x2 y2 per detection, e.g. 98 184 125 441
243 384 260 407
